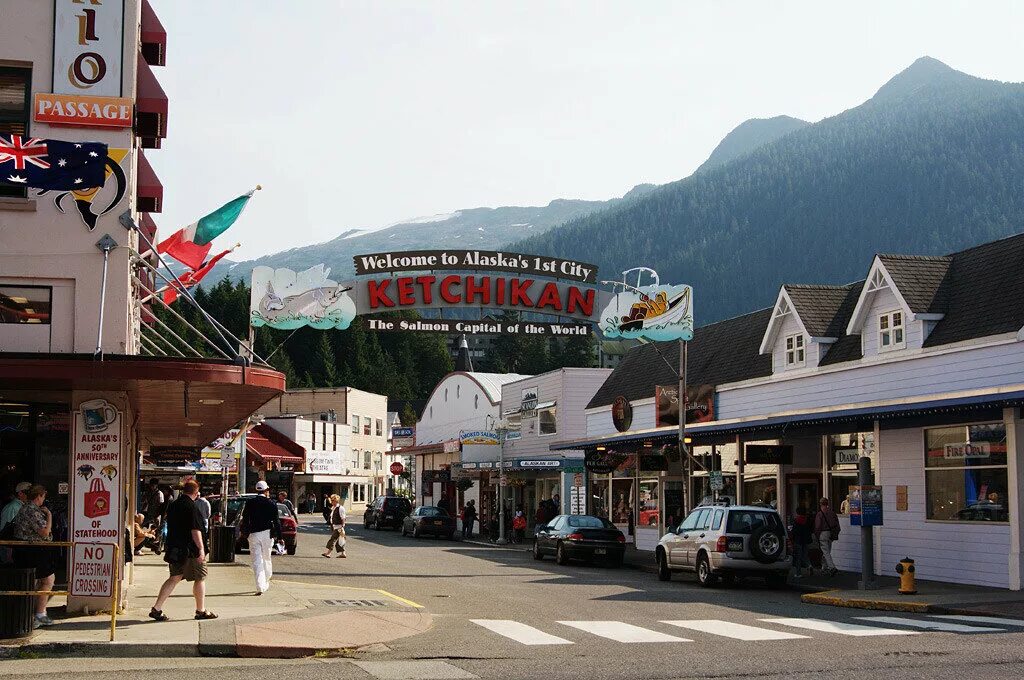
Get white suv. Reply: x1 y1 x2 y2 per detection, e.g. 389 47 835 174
655 504 790 587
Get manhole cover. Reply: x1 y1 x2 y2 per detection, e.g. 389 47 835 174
319 598 390 607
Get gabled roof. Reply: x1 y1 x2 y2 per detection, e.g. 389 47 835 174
589 308 773 409
876 254 952 314
816 281 866 366
923 233 1024 346
785 284 860 338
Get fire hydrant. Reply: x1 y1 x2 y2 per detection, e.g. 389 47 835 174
896 557 917 594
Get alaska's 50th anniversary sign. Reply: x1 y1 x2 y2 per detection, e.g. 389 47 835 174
250 249 693 341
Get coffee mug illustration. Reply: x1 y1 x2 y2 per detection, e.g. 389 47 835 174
81 399 118 433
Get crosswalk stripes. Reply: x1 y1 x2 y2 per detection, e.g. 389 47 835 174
758 618 920 637
855 616 1006 633
557 621 692 643
470 620 574 646
661 619 809 641
930 615 1024 627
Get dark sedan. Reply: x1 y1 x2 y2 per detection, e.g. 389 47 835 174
401 506 458 539
533 514 625 566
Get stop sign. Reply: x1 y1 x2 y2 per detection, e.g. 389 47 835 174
390 461 404 475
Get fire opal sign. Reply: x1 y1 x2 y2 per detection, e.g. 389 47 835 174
250 249 694 339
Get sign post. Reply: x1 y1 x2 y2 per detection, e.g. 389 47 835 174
855 456 880 590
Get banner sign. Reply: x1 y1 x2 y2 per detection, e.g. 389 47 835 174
53 0 125 97
354 249 598 284
392 426 415 448
71 399 122 548
34 93 133 128
460 430 499 446
364 318 587 336
655 384 715 426
600 269 693 342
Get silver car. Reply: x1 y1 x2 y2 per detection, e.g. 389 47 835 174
655 504 789 587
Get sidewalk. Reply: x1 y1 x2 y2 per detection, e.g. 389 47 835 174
0 553 431 659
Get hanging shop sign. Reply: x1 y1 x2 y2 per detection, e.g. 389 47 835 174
521 386 539 419
460 430 499 446
585 449 626 475
391 426 415 448
148 446 200 467
34 93 133 128
833 448 861 466
516 459 562 469
744 444 793 465
655 384 716 426
71 399 122 550
611 396 633 433
599 268 693 342
53 0 125 98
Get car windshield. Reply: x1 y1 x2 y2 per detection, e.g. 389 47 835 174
567 516 613 529
277 503 291 519
419 507 446 517
726 510 781 534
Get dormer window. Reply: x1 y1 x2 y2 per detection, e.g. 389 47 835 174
785 334 805 367
879 310 905 351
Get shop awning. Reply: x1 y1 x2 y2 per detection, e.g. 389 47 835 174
0 353 285 448
551 387 1024 450
246 423 304 465
136 55 168 146
140 0 167 66
136 150 163 213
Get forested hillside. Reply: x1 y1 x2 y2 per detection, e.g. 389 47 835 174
517 57 1024 324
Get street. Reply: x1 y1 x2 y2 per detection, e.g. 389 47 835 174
6 518 1024 680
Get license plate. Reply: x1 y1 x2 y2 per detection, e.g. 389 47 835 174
433 520 443 526
594 548 607 555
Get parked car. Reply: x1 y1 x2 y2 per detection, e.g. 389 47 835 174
364 495 413 530
402 506 457 539
656 504 789 587
533 514 626 566
213 494 298 555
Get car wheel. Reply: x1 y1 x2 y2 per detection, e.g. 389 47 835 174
696 553 717 587
656 549 672 581
533 541 544 560
556 541 569 565
765 571 787 588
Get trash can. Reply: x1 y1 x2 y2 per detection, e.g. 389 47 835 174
0 568 37 638
209 526 236 563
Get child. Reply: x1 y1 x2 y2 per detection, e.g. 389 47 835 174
512 510 527 544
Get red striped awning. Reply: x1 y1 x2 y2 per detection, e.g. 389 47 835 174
136 150 163 213
141 0 167 67
246 424 304 464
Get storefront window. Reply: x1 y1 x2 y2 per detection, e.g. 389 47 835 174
589 478 609 519
743 476 777 509
663 481 684 528
611 478 634 528
538 407 557 436
925 423 1009 522
638 479 659 528
827 432 875 514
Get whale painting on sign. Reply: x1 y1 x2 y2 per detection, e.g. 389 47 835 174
599 268 694 342
250 265 357 330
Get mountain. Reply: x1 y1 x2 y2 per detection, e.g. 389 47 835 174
516 57 1024 325
209 190 658 285
696 115 809 172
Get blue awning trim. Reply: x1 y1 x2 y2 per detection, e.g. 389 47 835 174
550 390 1024 451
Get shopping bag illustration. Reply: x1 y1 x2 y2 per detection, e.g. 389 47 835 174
84 478 111 518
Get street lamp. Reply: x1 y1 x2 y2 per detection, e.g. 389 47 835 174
487 415 510 545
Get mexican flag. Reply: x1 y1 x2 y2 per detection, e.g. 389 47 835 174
157 189 257 270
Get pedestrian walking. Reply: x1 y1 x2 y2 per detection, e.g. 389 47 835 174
11 485 56 628
241 480 281 595
790 505 813 578
142 478 165 527
512 510 527 544
322 494 347 558
461 499 477 539
813 497 841 576
149 479 216 621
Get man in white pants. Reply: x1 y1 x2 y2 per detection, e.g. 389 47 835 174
241 481 281 595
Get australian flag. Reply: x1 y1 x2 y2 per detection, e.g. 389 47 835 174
0 135 108 191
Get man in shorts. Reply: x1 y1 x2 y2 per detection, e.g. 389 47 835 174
149 479 217 621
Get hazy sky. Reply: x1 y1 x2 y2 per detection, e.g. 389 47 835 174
148 1 1023 260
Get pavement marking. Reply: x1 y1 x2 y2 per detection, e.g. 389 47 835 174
760 618 920 637
661 619 809 641
352 660 477 679
856 616 1005 633
375 588 425 609
930 615 1024 627
471 619 574 646
272 579 424 609
558 620 691 643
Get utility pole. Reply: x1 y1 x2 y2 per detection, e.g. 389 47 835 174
678 340 689 514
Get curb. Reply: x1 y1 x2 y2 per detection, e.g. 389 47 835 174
801 590 932 613
0 641 199 659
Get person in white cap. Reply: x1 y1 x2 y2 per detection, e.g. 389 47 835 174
239 481 281 595
1 482 31 534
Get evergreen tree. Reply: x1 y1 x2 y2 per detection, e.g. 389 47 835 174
400 402 418 426
310 334 340 387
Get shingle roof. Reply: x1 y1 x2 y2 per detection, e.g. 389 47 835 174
923 233 1024 347
877 254 952 313
785 284 858 337
588 308 773 409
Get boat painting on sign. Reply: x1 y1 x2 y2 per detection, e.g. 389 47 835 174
599 268 694 342
250 265 356 330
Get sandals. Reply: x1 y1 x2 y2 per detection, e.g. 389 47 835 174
148 608 168 622
195 610 218 620
321 551 332 558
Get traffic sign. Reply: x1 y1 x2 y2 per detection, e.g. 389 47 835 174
709 470 724 491
390 461 404 475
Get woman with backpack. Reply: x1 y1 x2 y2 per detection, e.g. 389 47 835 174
813 497 841 577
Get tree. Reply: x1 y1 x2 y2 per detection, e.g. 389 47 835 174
400 402 418 426
310 334 340 387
